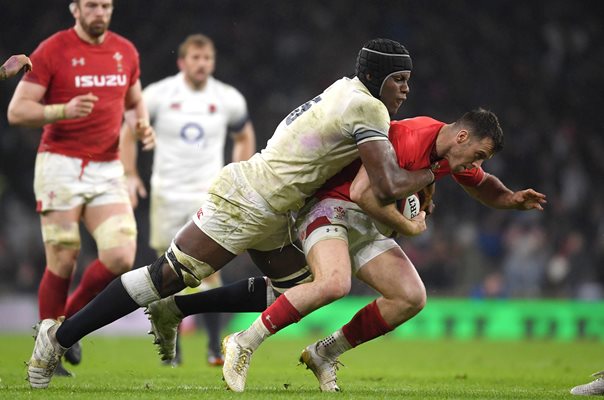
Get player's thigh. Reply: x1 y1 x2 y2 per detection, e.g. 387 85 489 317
356 246 425 300
248 244 308 280
306 238 352 282
34 152 87 212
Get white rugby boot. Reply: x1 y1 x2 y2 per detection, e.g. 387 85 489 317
145 296 183 362
27 319 67 388
299 342 342 392
222 333 253 392
571 371 604 395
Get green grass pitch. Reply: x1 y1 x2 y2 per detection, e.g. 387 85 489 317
0 333 602 399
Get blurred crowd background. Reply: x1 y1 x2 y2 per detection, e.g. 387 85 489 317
0 0 602 300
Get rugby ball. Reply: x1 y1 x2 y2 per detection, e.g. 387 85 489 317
398 193 420 219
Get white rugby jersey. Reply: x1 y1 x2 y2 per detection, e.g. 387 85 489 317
144 73 248 200
238 76 390 213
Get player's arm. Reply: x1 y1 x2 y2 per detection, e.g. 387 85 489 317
231 121 256 162
0 54 32 80
462 173 547 211
7 81 98 127
357 139 434 204
124 79 155 151
350 165 426 236
119 121 146 208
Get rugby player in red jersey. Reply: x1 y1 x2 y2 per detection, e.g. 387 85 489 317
7 0 154 375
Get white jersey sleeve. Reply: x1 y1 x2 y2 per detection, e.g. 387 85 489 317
222 85 249 133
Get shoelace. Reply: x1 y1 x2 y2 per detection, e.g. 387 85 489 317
591 371 604 380
234 347 252 374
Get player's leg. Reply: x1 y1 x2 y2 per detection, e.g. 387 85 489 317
64 203 136 318
222 238 350 392
33 153 88 377
37 208 83 377
147 243 311 364
196 272 225 365
33 153 85 322
302 245 426 391
61 159 137 366
28 220 235 389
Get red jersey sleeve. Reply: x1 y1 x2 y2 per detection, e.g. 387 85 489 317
452 167 486 187
23 38 54 88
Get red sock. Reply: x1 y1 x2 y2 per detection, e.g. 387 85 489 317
260 295 302 334
38 268 71 320
342 300 393 348
64 259 118 318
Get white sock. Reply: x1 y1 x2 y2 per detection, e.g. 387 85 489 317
316 329 352 359
236 315 271 351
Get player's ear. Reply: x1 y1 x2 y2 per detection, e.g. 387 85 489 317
69 2 77 17
457 129 469 143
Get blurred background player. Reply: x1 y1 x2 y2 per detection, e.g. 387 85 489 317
0 54 32 80
7 0 154 376
121 33 256 366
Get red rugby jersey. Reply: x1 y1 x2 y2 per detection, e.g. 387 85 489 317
316 116 485 201
24 28 140 161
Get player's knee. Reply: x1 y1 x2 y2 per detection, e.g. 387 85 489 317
165 241 215 288
269 266 313 297
397 284 426 318
319 275 351 302
42 222 81 250
100 250 134 275
92 213 137 251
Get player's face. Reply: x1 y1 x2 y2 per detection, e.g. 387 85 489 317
75 0 113 38
178 45 216 89
447 132 495 173
380 71 411 116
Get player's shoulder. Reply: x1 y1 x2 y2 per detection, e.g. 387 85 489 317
36 29 73 51
144 73 180 98
105 31 139 53
391 116 443 132
344 78 388 115
208 76 244 97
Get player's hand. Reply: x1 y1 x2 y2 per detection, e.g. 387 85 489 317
135 119 155 151
397 211 427 237
511 189 547 211
65 92 98 119
418 183 436 216
125 173 147 209
1 54 32 79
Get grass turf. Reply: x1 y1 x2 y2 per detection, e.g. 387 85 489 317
0 333 602 399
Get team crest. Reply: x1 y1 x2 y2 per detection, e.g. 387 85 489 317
113 52 123 72
334 206 346 220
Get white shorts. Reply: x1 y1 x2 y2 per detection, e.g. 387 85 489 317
150 194 205 252
34 152 130 213
296 198 399 275
193 163 294 255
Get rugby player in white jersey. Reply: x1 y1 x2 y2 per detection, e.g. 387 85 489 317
26 38 436 389
121 34 256 367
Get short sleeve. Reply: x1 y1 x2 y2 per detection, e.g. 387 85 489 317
453 167 486 187
22 40 53 88
224 87 249 133
341 94 390 145
142 82 161 121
